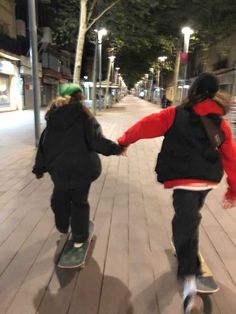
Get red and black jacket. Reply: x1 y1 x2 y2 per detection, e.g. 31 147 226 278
118 99 236 200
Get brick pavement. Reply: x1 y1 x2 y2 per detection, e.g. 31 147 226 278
0 96 236 314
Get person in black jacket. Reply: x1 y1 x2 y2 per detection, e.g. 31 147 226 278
32 83 124 254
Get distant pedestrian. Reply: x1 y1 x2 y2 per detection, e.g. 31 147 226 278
117 73 236 313
161 94 172 108
32 83 124 257
161 94 167 108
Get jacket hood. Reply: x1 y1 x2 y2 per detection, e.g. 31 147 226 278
193 99 224 116
47 105 81 130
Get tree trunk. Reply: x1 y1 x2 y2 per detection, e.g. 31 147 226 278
73 0 120 84
73 0 87 83
173 50 180 104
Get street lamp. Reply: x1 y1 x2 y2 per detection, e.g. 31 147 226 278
182 26 194 55
28 0 41 146
149 67 154 101
181 26 194 100
105 55 116 108
158 56 168 63
96 28 107 110
115 67 120 84
144 73 148 99
157 56 167 99
115 67 120 102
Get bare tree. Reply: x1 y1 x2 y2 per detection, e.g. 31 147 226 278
73 0 120 83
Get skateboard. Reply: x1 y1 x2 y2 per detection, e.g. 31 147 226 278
196 253 219 294
58 221 94 269
171 242 219 294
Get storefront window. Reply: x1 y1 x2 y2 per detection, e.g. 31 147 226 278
0 75 10 107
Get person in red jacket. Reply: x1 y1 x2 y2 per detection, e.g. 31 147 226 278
118 73 236 314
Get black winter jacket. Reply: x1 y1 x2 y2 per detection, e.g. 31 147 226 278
32 104 122 189
156 107 224 183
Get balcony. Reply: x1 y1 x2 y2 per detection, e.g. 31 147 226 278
0 34 19 55
0 33 29 56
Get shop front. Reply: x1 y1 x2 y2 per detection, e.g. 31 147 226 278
0 73 10 108
0 58 21 111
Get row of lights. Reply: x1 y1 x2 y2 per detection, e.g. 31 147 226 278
94 28 124 86
135 26 194 99
92 28 127 112
95 26 194 101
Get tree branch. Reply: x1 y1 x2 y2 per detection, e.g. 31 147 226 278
87 0 120 31
87 0 98 23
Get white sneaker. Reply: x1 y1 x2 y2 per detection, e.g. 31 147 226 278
184 294 204 314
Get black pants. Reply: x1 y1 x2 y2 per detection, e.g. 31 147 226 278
51 182 91 243
172 189 210 278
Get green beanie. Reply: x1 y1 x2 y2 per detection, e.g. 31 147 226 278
59 83 83 96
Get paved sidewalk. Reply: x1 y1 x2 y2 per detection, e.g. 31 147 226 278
0 96 236 314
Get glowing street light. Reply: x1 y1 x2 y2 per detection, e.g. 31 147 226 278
97 28 108 39
182 26 194 54
157 56 167 90
115 67 120 84
181 26 194 100
158 56 167 63
96 28 107 110
105 55 116 108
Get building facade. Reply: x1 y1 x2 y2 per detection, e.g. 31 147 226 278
0 0 22 111
0 0 73 112
165 32 236 137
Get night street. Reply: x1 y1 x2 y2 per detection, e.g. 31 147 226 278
1 0 236 313
0 97 236 313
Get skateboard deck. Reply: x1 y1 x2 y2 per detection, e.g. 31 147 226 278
196 253 219 294
171 242 219 294
58 221 94 269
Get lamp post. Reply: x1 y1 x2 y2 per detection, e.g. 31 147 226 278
97 28 107 110
115 67 120 102
115 67 120 84
157 56 167 100
105 55 116 108
28 0 41 147
144 73 148 99
181 26 193 100
92 31 98 115
149 67 154 101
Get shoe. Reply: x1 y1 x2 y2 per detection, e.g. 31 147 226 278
183 294 203 314
59 242 87 267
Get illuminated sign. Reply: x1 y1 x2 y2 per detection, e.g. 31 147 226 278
0 61 15 75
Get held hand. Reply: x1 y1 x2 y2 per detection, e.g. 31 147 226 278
36 173 44 179
222 196 236 209
120 146 128 156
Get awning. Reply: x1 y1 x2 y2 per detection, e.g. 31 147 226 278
0 50 20 61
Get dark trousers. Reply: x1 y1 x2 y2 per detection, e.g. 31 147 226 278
172 189 210 278
51 182 91 243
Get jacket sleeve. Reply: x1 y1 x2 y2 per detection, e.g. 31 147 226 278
32 129 47 176
219 119 236 200
84 116 123 156
117 106 176 145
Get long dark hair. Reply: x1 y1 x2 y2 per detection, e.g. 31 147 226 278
182 72 219 108
45 92 93 120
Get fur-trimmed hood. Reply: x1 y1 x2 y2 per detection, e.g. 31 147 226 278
47 104 83 130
